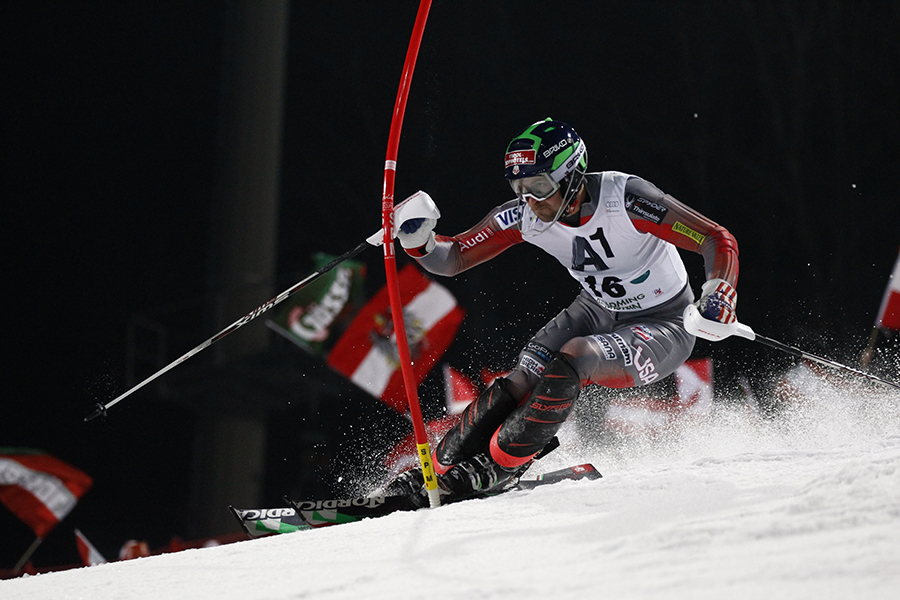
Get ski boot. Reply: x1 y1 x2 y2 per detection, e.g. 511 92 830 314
384 467 431 509
438 453 531 503
385 453 531 507
385 433 563 508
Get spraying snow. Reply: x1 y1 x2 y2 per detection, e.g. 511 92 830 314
3 378 898 600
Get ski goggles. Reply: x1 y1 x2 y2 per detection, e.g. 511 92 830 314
509 173 560 202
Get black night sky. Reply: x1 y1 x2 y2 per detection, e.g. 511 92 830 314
3 1 899 569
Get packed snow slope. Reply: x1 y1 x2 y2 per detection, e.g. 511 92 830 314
3 379 899 600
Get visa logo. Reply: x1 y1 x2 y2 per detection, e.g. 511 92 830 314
496 206 520 230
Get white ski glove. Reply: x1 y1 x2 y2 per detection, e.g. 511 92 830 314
396 191 439 256
398 217 437 254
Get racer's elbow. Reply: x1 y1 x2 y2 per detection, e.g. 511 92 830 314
705 225 739 257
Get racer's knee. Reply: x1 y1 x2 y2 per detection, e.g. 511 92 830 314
559 337 633 388
564 334 638 389
559 338 594 373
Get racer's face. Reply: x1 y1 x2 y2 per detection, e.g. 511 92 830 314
526 190 565 222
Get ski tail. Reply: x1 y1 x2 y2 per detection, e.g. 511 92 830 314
516 463 601 489
229 505 311 537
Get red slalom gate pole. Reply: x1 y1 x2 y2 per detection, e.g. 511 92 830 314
380 0 440 507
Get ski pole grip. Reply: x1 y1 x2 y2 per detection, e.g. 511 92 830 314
683 304 756 342
734 322 756 341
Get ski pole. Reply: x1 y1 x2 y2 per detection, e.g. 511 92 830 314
684 304 900 390
749 332 900 391
84 240 373 421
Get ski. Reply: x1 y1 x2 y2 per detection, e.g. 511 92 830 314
228 505 312 537
230 463 601 535
289 494 416 528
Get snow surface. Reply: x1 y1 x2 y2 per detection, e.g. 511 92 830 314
3 378 900 600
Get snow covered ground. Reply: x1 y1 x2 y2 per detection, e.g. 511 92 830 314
3 377 899 600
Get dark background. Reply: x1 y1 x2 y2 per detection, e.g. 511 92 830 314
3 1 898 568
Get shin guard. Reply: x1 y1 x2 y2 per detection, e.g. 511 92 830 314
434 378 518 473
491 353 580 468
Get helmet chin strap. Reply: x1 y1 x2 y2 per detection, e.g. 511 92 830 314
563 183 585 216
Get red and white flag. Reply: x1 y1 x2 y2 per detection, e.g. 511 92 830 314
327 264 465 413
75 528 107 566
0 448 93 538
875 248 900 332
443 365 480 415
674 357 714 412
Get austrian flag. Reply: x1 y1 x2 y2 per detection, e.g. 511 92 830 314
75 528 108 565
327 264 464 413
0 448 92 538
875 248 900 332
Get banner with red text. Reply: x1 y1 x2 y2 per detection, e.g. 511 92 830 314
266 252 367 358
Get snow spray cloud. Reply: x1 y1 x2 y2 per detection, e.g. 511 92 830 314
553 367 900 475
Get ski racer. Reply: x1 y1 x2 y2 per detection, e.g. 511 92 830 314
389 118 740 505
